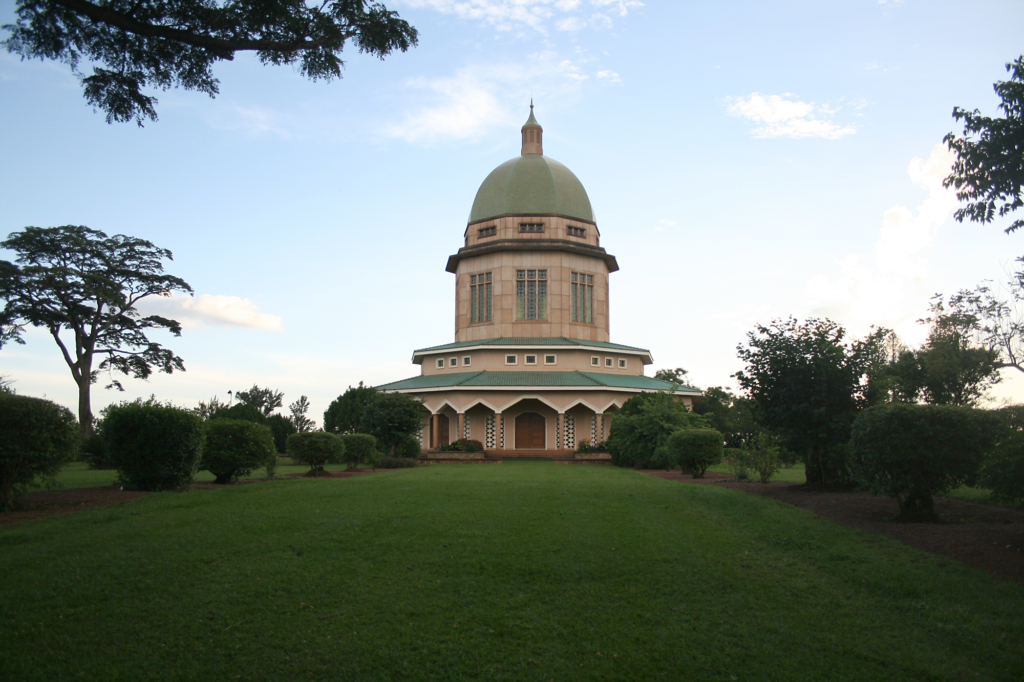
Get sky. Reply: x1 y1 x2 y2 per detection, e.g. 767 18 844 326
2 0 1023 424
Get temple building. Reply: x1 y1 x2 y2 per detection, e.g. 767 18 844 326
378 106 701 458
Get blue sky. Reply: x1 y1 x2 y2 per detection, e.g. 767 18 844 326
2 0 1023 422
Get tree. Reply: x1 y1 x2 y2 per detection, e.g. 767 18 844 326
734 318 884 486
195 395 229 420
0 226 192 435
360 392 424 455
324 382 378 434
234 384 283 417
3 0 418 125
916 296 1001 406
654 367 692 387
947 257 1024 375
289 395 315 432
943 56 1024 233
691 386 761 448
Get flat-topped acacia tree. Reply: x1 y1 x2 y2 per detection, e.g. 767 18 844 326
2 0 418 125
0 225 192 436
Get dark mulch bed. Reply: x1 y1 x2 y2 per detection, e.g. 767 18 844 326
643 470 1024 586
0 469 394 528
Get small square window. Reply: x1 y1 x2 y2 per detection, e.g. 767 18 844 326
506 355 518 365
544 354 556 365
605 358 613 367
436 358 445 369
450 357 458 367
463 356 472 366
618 359 627 369
525 355 537 365
591 356 600 366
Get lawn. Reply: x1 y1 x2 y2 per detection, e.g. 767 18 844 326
2 462 1022 681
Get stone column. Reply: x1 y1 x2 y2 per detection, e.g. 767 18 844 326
496 412 503 450
557 412 565 450
596 413 604 442
457 412 465 442
431 413 440 449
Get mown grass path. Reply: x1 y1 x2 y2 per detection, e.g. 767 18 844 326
1 462 1022 681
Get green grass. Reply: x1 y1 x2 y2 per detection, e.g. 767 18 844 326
27 459 349 491
2 463 1022 681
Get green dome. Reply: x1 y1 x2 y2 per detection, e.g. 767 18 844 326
468 155 595 224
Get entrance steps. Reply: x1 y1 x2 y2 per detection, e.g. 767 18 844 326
420 450 611 463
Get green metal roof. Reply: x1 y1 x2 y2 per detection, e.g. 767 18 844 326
523 107 540 127
414 337 650 354
376 371 700 393
468 154 594 224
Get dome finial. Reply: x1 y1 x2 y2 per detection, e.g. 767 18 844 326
521 101 543 155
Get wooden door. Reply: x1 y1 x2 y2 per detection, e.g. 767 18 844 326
515 412 545 449
437 414 449 446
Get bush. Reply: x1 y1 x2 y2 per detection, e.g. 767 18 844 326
379 456 418 469
724 447 751 481
265 452 279 478
202 419 276 484
0 393 79 511
437 438 484 453
607 392 711 468
978 432 1024 505
339 434 377 469
744 433 782 484
361 392 425 455
849 403 1001 522
649 445 675 471
287 432 345 476
667 429 723 478
393 434 422 459
210 402 264 424
265 414 297 453
79 432 113 469
105 401 205 491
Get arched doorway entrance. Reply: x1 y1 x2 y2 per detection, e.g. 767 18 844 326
431 413 450 448
515 412 545 449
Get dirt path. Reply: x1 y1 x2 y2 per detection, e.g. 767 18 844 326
643 470 1024 586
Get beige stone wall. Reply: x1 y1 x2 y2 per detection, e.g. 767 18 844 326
454 250 610 342
422 348 647 375
464 215 600 249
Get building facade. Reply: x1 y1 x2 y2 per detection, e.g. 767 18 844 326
378 106 701 457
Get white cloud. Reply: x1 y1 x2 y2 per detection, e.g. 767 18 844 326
205 103 292 138
138 294 284 332
401 0 641 31
807 143 958 343
654 218 675 231
384 53 618 143
726 93 857 139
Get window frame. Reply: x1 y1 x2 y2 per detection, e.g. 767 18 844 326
505 354 518 365
605 357 613 368
516 269 548 321
544 354 557 365
470 271 493 324
591 356 600 366
450 357 459 367
618 358 627 369
524 354 538 365
477 225 497 238
518 222 544 233
463 356 472 367
436 358 445 369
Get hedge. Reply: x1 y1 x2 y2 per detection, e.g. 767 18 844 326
105 401 205 491
0 393 79 510
202 419 276 484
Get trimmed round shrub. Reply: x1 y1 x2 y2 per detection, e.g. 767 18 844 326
978 431 1024 505
849 403 1001 522
287 432 345 476
667 429 723 478
339 434 377 469
0 393 79 511
393 434 422 459
105 401 205 491
202 419 276 484
265 414 297 454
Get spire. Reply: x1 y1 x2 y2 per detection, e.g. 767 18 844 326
521 101 543 155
